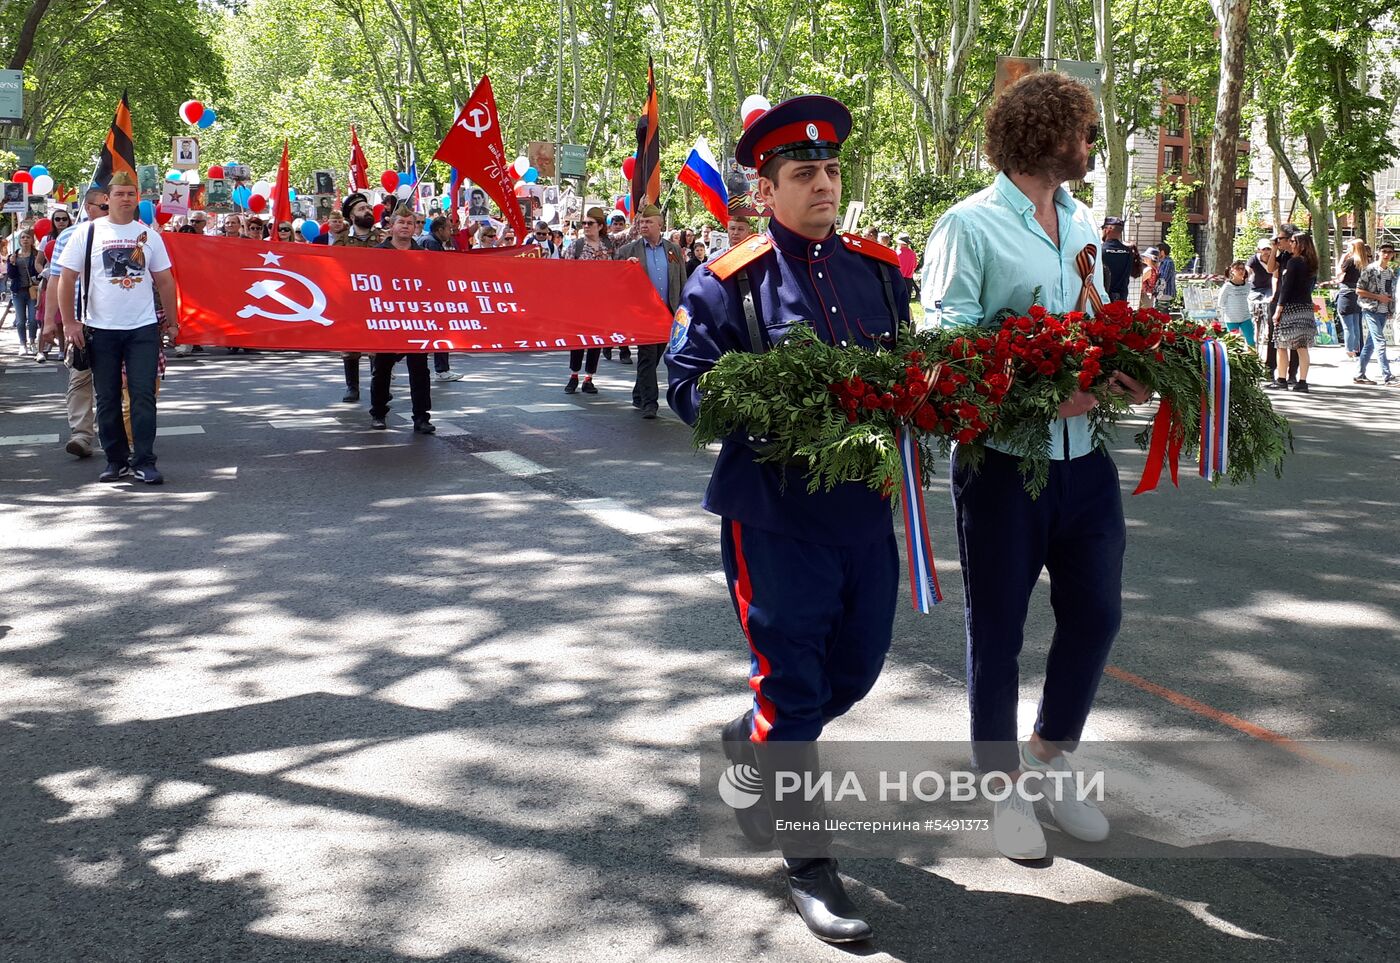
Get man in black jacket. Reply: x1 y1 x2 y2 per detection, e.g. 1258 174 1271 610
1099 216 1139 303
368 206 434 433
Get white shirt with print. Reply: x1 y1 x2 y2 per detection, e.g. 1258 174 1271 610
56 218 171 330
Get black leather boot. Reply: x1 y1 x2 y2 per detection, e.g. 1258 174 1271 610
720 710 774 846
785 857 873 943
761 741 873 944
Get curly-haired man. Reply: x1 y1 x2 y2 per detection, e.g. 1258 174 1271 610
921 72 1150 861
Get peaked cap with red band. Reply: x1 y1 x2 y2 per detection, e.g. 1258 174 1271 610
735 95 853 170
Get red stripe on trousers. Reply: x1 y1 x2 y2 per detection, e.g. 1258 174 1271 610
731 520 778 742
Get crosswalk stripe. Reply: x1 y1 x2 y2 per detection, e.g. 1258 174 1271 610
473 450 551 477
0 433 60 445
268 418 342 429
566 497 669 535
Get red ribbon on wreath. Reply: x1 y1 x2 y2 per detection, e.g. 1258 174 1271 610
1133 399 1184 495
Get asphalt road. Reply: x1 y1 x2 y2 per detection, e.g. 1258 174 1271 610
1 340 1397 962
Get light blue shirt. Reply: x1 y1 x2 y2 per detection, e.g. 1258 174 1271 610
642 240 668 301
49 221 83 314
920 173 1108 460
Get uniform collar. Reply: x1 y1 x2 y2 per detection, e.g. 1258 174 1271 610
768 215 837 262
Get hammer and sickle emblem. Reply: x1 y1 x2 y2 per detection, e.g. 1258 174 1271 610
236 267 334 326
459 106 493 138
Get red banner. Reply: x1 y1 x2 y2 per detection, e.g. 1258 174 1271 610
348 125 370 192
165 234 671 353
433 76 528 243
272 140 293 228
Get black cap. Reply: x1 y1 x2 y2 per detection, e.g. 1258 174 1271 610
735 95 853 169
342 192 370 219
1101 216 1125 228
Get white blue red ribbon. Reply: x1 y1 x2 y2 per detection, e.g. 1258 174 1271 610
897 428 941 612
1199 338 1230 482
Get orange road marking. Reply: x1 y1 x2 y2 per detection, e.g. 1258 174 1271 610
1104 665 1349 771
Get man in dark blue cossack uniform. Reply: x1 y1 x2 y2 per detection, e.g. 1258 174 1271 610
666 95 908 945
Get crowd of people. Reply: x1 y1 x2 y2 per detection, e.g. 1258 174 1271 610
1097 216 1399 392
3 171 933 481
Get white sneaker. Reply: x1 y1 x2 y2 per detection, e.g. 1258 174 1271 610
17 343 29 356
34 350 46 363
992 790 1047 859
435 369 464 381
1020 744 1110 842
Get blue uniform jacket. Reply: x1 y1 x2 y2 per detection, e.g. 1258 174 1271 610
666 217 910 546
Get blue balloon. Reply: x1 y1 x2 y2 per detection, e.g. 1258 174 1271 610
138 200 155 224
166 170 182 182
398 171 411 186
523 167 539 183
233 186 251 207
29 165 48 177
300 220 321 242
197 107 217 129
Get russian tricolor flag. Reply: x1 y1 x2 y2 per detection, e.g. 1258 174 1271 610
677 137 729 225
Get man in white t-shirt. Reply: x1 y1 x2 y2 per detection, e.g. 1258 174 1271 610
55 172 178 484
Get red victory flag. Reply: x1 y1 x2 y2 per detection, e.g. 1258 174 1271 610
163 234 671 352
630 58 661 215
348 125 370 191
434 76 528 242
272 140 293 227
93 91 137 190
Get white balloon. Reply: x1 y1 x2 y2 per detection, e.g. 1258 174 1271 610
30 174 54 196
740 94 772 118
181 170 200 185
292 218 304 229
395 184 413 199
541 203 557 222
251 180 272 198
513 155 529 175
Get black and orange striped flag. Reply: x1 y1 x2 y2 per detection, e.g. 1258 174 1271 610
92 91 136 189
630 58 660 215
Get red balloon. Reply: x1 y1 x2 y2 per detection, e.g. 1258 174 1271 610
621 156 637 180
614 197 627 212
380 170 399 192
372 203 386 220
180 100 204 125
155 205 173 226
33 218 52 240
206 165 225 179
743 108 765 129
13 170 32 186
247 194 267 213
